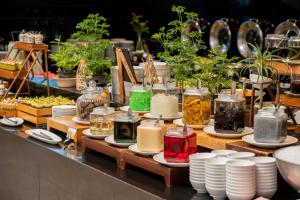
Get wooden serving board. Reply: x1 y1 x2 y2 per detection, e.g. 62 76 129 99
47 116 89 143
122 150 189 187
82 136 189 187
17 103 52 116
17 111 49 126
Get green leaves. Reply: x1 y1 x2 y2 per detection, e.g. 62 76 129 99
49 39 79 73
152 5 204 81
131 13 149 36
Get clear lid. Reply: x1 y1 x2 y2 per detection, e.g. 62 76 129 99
266 34 289 40
91 105 115 116
289 36 300 42
81 81 101 95
131 85 151 93
184 80 210 96
216 93 245 103
166 126 193 137
257 107 285 115
114 110 140 123
140 119 164 127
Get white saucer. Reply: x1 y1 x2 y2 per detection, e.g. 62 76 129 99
242 134 298 149
82 129 110 139
104 135 135 147
72 117 90 125
128 144 160 156
143 112 182 121
0 117 24 126
173 118 213 129
119 106 149 114
153 152 189 167
203 126 253 138
25 129 62 144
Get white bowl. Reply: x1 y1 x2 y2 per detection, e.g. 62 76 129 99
206 157 231 166
211 149 237 157
206 186 226 200
190 152 217 161
273 145 300 193
250 156 276 164
227 152 255 159
190 180 206 193
227 159 256 167
256 188 277 199
227 191 256 200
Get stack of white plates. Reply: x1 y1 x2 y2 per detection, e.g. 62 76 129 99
250 157 277 199
226 160 256 200
211 149 237 157
189 153 216 193
205 157 230 200
52 105 77 117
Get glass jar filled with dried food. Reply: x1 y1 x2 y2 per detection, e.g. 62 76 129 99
90 105 116 136
76 81 110 121
214 94 246 133
182 86 211 125
254 107 287 143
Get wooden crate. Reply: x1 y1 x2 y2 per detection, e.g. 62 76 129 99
47 116 89 144
82 136 189 187
17 103 52 126
0 109 17 117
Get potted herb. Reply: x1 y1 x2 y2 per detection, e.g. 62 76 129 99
49 39 79 87
72 13 112 85
152 5 205 90
131 13 149 52
241 43 287 83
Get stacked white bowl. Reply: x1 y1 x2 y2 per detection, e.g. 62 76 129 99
205 157 231 200
189 153 216 193
250 157 277 199
211 149 237 157
226 159 256 200
227 152 255 160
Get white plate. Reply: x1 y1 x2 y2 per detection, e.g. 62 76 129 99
204 126 253 138
119 106 149 114
82 129 110 139
173 118 213 129
72 117 90 125
0 117 24 126
143 112 182 121
104 135 135 147
25 129 62 144
242 134 298 149
128 144 160 156
153 152 189 167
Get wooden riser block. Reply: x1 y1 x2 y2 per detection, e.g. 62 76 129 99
122 151 189 187
47 116 89 144
17 104 52 116
82 136 127 168
0 110 17 117
17 111 49 126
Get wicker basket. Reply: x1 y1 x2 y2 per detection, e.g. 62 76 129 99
76 59 87 91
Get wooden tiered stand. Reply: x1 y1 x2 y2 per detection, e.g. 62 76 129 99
4 42 50 98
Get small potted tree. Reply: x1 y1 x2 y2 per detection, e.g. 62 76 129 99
49 39 80 87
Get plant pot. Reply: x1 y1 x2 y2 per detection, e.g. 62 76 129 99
55 77 76 88
58 72 75 78
249 74 272 83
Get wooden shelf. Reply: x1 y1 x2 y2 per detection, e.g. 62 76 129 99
14 42 48 51
0 68 27 80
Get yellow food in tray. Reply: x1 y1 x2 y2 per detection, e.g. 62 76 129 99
0 98 18 110
19 96 75 108
182 95 211 125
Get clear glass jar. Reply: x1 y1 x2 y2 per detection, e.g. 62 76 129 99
254 108 288 143
114 111 141 143
291 74 300 94
288 36 300 60
214 94 246 133
182 87 211 125
265 34 289 58
90 105 116 136
76 81 110 121
129 85 151 112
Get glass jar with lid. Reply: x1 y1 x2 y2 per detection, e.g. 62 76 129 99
288 36 300 60
76 81 110 121
182 86 211 125
254 107 287 143
129 85 151 112
265 34 289 57
90 105 116 136
114 110 141 143
214 94 246 133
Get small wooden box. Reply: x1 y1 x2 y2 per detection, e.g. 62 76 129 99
17 103 52 126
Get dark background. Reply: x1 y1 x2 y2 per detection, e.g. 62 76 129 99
1 0 300 52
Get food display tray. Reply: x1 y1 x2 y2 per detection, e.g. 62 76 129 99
17 103 52 126
82 136 189 187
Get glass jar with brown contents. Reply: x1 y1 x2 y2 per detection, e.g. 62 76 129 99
182 87 211 125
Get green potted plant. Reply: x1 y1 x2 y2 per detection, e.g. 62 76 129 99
131 13 149 52
49 39 79 87
72 13 112 85
152 5 205 90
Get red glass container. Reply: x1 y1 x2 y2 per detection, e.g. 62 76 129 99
164 127 197 163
